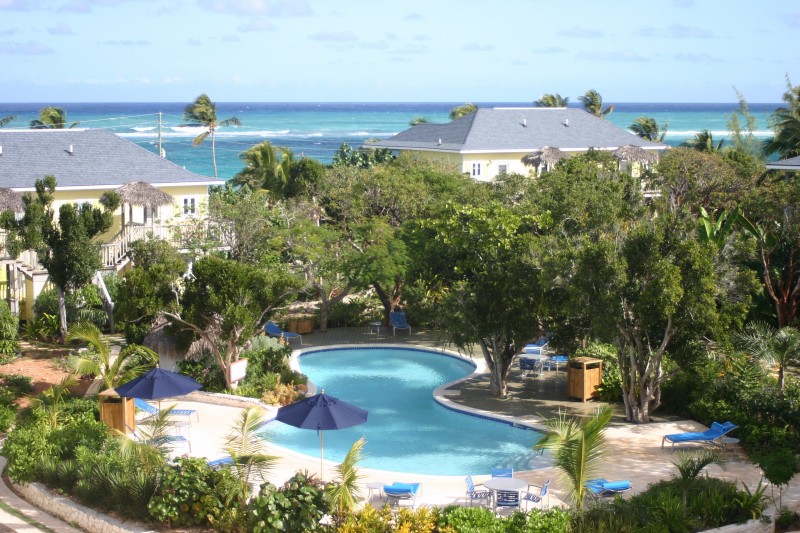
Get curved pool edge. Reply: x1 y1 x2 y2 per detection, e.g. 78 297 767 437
284 343 550 475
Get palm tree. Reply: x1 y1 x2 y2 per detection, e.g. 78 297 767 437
630 116 668 142
66 321 158 390
535 93 569 107
579 89 614 118
232 141 281 190
409 116 430 126
29 106 79 129
734 321 800 396
681 129 724 152
764 76 800 159
325 437 365 523
30 374 78 429
534 405 613 509
183 94 241 178
0 115 15 127
222 407 277 514
449 103 477 120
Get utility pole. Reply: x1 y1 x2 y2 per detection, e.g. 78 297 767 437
157 112 165 157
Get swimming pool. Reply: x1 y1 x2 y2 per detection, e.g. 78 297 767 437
261 346 547 476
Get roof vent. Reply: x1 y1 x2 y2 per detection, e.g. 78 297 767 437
0 146 3 156
437 138 442 145
522 119 527 127
66 144 74 155
563 119 569 127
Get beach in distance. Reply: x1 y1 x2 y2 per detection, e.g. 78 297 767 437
0 101 781 180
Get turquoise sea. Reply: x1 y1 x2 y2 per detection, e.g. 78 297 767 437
0 102 781 180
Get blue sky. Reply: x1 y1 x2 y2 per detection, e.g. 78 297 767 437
0 0 797 103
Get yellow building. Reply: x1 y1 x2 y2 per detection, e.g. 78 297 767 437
367 107 666 181
0 129 224 319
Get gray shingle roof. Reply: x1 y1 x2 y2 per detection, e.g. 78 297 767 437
0 129 222 190
368 107 665 153
766 155 800 170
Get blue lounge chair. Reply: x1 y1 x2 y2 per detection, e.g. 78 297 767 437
207 456 234 469
585 479 631 498
522 336 549 355
126 424 191 453
464 475 492 507
545 355 569 372
522 478 551 510
662 421 738 450
491 467 513 478
264 320 302 345
389 311 411 336
383 482 420 508
135 398 199 422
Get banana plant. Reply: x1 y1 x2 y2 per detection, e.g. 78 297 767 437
698 206 742 249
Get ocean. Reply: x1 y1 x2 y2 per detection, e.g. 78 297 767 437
0 102 780 181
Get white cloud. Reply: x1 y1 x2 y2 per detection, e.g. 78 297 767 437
198 0 311 16
405 12 422 20
47 23 73 35
576 50 650 62
558 27 603 38
674 52 723 64
238 18 275 32
462 42 494 52
0 40 54 54
310 31 357 42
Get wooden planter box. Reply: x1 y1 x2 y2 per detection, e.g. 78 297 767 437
288 318 314 334
98 389 135 434
567 357 603 402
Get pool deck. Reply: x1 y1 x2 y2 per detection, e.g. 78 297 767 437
156 326 798 514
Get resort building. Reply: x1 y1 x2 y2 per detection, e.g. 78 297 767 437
367 107 666 181
0 128 223 319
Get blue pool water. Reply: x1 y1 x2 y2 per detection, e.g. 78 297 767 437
261 347 547 476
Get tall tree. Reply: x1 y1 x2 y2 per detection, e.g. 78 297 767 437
579 89 614 118
183 94 241 178
164 255 300 389
449 103 477 120
764 76 800 159
0 176 119 340
412 202 546 397
630 116 668 142
29 106 78 129
232 141 282 191
535 93 569 107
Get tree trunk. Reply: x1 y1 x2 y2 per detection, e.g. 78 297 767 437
57 286 68 342
479 338 514 398
315 282 352 333
373 277 403 324
94 271 115 332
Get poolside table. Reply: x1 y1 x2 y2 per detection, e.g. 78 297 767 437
366 481 385 501
483 477 527 492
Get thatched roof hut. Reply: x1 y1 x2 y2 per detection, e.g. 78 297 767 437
522 146 570 167
0 188 24 213
612 144 658 164
116 181 173 208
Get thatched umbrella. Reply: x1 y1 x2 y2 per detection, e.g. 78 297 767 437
0 188 24 213
611 145 658 164
116 182 173 241
522 146 570 169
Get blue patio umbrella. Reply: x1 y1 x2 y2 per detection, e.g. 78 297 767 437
115 367 202 400
275 390 368 477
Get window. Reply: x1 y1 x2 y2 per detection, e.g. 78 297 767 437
498 164 508 175
471 163 481 177
183 198 196 214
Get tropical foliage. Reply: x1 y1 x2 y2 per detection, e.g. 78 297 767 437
449 102 477 120
764 76 800 159
629 115 668 142
29 106 78 129
184 94 241 178
535 93 569 107
579 89 614 117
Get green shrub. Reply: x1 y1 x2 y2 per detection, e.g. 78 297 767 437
0 404 16 432
177 354 226 392
34 286 106 329
0 300 19 362
438 505 505 533
249 472 328 532
327 296 375 327
2 419 56 482
148 456 228 527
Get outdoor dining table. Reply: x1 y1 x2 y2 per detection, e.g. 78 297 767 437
483 477 527 492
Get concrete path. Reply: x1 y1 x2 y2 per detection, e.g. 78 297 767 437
0 457 82 533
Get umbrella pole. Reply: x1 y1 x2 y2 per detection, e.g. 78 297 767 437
320 430 324 480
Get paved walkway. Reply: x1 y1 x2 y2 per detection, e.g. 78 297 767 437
2 325 796 530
